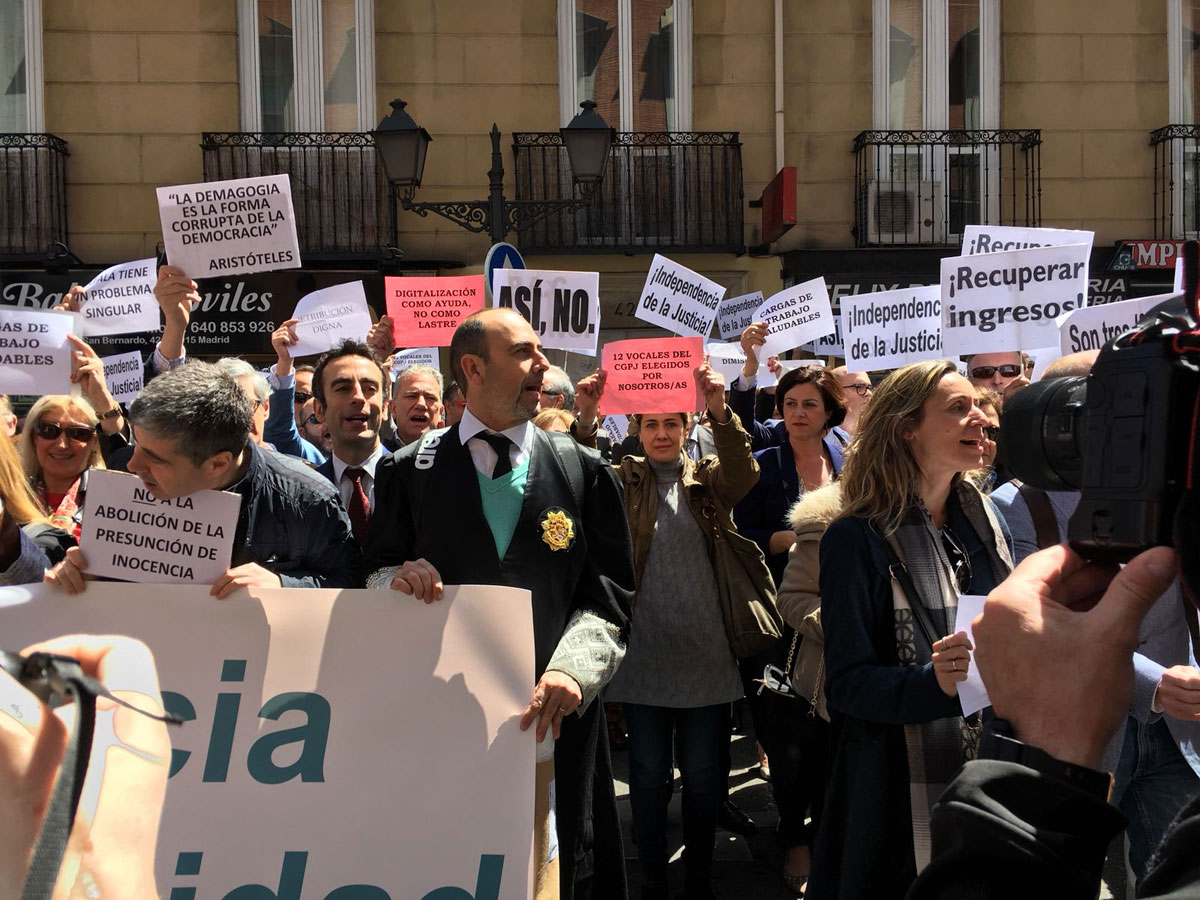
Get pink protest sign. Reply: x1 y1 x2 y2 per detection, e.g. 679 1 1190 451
385 275 486 347
600 336 705 414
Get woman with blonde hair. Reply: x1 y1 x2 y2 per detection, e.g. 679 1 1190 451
0 430 73 582
18 395 106 538
806 359 1013 900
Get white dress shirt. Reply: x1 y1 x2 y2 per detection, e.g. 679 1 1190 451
331 443 387 513
458 409 534 477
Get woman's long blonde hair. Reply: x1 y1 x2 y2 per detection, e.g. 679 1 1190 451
837 359 960 536
18 395 106 486
0 430 48 525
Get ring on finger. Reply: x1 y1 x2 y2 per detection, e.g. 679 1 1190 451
951 660 959 672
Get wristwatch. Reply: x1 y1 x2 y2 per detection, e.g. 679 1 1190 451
979 718 1113 801
98 406 122 421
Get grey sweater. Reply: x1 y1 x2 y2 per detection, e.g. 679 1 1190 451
604 456 743 707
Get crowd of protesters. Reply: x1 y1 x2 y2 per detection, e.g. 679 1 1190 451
2 264 1199 900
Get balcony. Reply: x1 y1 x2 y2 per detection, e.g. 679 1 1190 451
0 134 69 261
511 131 744 254
201 133 396 261
1150 124 1200 239
852 130 1042 248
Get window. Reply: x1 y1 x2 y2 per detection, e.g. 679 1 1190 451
0 0 43 132
558 0 692 131
236 0 375 132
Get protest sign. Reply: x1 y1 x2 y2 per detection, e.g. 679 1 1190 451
100 350 145 405
1028 346 1061 382
602 413 629 445
953 594 990 717
492 268 601 355
0 582 536 899
157 174 300 278
800 315 844 357
754 278 835 358
940 243 1090 357
77 258 159 337
705 341 748 386
288 281 374 358
386 275 486 347
1058 292 1173 356
78 470 240 585
600 336 704 414
961 225 1094 257
716 291 764 341
392 346 440 376
634 255 726 338
0 307 75 395
841 284 943 371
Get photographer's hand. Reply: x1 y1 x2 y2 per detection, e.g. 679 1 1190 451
973 544 1177 769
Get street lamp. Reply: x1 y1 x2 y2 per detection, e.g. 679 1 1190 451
373 99 614 244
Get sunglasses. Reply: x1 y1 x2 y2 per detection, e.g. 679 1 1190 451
34 421 96 444
970 365 1022 379
841 383 872 397
984 425 1000 441
293 391 313 404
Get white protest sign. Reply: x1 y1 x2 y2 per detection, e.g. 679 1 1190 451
1028 346 1061 382
754 277 835 358
841 285 942 371
492 268 601 355
77 257 159 337
1058 291 1175 356
634 254 726 338
392 346 440 377
157 173 300 278
954 593 991 717
801 315 844 357
705 341 748 386
288 281 373 358
940 243 1090 357
716 291 764 340
0 582 536 900
601 414 629 445
1175 257 1184 293
0 307 76 395
962 225 1094 257
78 469 240 585
99 350 145 405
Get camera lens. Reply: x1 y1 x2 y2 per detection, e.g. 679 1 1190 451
998 376 1088 491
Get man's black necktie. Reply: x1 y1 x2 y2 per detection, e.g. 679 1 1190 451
480 433 514 478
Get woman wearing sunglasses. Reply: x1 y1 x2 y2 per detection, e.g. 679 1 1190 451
17 396 106 539
0 430 74 584
806 360 1013 900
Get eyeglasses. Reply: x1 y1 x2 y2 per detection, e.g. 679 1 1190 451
33 421 96 444
970 365 1022 379
941 526 973 594
539 389 562 397
984 425 1000 441
293 391 313 404
304 414 324 426
840 383 872 397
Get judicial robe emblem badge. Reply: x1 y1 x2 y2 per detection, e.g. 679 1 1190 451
540 508 575 551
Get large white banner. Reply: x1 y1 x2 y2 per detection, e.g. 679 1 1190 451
493 268 601 355
840 285 942 371
0 583 536 900
940 243 1090 357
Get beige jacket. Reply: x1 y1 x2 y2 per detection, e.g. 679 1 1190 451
778 481 843 720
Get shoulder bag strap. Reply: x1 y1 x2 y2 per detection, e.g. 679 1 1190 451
1014 480 1060 550
876 529 941 651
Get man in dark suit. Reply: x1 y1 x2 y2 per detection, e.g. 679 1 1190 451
310 340 388 547
365 308 636 900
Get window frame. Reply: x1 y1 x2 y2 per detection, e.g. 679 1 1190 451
236 0 376 132
3 0 44 131
556 0 693 131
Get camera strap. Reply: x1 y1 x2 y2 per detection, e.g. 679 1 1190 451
0 651 180 900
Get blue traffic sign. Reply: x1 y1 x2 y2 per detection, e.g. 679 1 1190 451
484 242 525 302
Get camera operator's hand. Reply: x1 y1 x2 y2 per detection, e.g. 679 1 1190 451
973 544 1177 769
0 635 169 899
1156 665 1200 720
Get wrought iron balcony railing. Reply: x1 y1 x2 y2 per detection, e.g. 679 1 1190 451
0 134 69 261
201 133 396 261
512 131 744 254
852 129 1042 248
1150 124 1200 240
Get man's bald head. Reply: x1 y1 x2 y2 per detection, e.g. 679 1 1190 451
1042 350 1099 380
449 307 535 396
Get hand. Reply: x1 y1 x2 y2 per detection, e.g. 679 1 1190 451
0 635 169 900
367 315 396 360
68 334 119 419
768 529 797 555
1001 373 1031 408
519 670 583 742
931 631 973 697
209 563 282 599
44 546 90 595
574 369 605 427
53 284 85 313
739 322 768 376
766 356 782 379
694 364 729 422
388 558 444 604
154 265 199 362
1157 665 1200 720
271 318 300 374
973 544 1177 769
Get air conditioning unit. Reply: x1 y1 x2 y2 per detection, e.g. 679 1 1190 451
860 180 945 245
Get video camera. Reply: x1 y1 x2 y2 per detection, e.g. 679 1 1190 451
999 244 1200 568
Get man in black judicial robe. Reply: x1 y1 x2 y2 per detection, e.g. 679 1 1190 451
364 308 635 900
